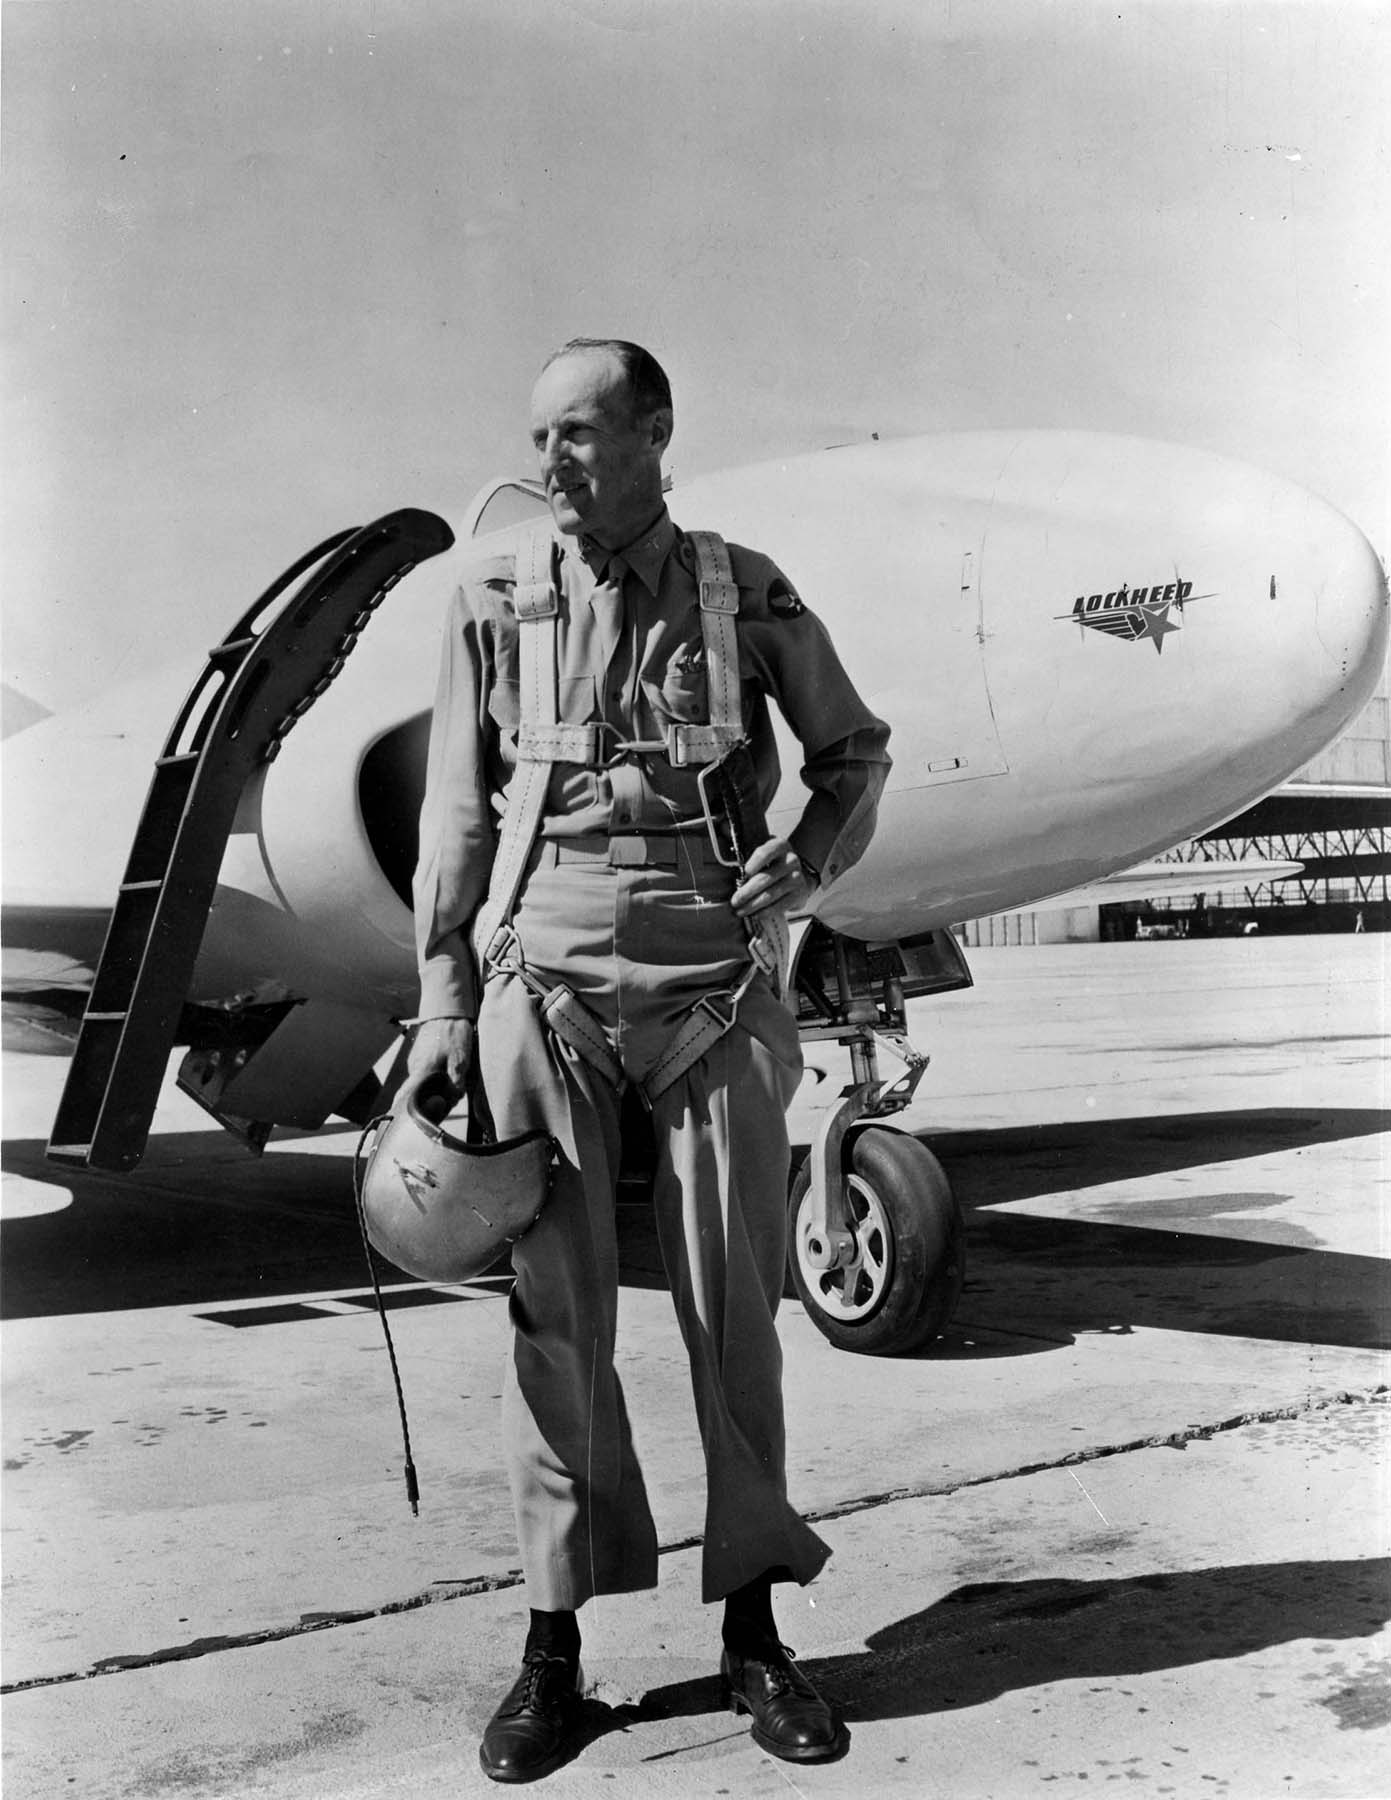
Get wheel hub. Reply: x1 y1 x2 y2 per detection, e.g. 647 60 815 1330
795 1173 894 1321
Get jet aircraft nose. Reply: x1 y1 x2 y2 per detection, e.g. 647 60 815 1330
675 430 1386 932
1027 434 1388 816
1306 497 1389 722
953 432 1389 886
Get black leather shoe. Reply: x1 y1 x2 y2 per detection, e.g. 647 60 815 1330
720 1641 848 1763
479 1650 583 1783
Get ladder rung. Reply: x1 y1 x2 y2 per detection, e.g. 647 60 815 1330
47 1144 93 1162
155 753 200 769
119 880 163 893
209 635 259 662
82 1011 129 1022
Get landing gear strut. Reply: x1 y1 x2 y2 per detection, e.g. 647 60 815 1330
787 924 969 1356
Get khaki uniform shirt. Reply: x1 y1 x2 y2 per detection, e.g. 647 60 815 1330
415 508 891 1019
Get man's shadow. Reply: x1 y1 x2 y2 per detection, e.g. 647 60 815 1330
577 1555 1391 1748
527 1553 1391 1770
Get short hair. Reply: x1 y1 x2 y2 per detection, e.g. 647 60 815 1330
541 338 673 422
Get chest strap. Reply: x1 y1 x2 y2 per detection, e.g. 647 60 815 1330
513 528 745 770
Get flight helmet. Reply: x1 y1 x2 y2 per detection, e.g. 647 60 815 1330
357 1072 555 1282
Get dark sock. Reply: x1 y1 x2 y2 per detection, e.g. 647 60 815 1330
524 1608 580 1663
722 1573 778 1654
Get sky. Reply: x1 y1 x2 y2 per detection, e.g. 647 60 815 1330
3 0 1388 711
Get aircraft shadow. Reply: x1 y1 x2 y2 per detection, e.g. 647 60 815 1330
623 1556 1390 1732
1 1127 384 1320
2 1107 1387 1354
930 1106 1390 1210
928 1107 1391 1357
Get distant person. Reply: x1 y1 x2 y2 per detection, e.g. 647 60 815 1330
410 338 890 1780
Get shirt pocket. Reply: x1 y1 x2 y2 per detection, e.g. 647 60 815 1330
487 674 599 733
641 666 707 725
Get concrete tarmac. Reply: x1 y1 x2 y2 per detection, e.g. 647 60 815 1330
2 936 1387 1798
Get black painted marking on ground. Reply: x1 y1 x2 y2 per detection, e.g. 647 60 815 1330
338 1289 472 1311
196 1281 511 1328
5 1385 1385 1696
198 1302 341 1328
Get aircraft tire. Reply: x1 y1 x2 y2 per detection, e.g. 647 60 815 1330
786 1126 965 1356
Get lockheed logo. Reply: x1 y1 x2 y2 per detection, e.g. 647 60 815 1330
1056 579 1206 654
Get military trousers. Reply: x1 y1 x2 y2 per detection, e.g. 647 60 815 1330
475 836 832 1609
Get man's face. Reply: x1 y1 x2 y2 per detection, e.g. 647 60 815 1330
529 351 669 545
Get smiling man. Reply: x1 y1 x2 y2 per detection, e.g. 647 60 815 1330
530 341 667 540
410 338 890 1781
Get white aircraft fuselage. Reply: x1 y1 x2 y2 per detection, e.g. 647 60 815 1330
4 431 1386 1099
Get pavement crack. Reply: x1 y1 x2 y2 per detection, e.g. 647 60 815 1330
6 1384 1384 1697
805 1385 1389 1524
1 1572 528 1696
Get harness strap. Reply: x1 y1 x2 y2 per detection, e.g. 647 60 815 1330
472 524 559 969
653 531 786 1091
474 523 781 1099
485 925 623 1088
672 531 745 767
640 961 765 1103
474 523 630 1090
518 720 737 767
637 900 789 1104
507 533 746 772
519 721 609 763
540 986 624 1087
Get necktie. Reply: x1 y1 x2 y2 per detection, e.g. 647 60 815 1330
590 553 627 680
588 555 646 827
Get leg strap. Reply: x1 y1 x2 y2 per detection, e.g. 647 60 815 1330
484 925 623 1089
640 960 765 1103
540 987 623 1088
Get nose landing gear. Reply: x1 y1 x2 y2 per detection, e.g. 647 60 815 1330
787 925 969 1356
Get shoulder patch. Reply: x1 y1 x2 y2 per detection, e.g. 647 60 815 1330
767 577 805 619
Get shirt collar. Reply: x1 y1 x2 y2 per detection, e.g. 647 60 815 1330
565 509 676 598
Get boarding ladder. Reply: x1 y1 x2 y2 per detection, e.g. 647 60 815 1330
47 509 455 1173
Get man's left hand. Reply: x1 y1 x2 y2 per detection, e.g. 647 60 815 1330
731 836 817 918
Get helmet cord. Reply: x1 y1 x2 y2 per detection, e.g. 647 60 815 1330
353 1116 421 1515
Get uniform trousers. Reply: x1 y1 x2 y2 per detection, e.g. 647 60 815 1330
475 836 832 1609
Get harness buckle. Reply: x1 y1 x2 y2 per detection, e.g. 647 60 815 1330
482 924 550 1003
698 576 739 615
482 923 520 973
594 719 668 768
747 930 781 980
695 988 738 1033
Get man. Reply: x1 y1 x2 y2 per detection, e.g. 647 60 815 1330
410 338 890 1782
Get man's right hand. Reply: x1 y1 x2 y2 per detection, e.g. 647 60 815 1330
405 1017 477 1101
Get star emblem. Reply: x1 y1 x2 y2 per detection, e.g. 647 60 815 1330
1134 600 1181 654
